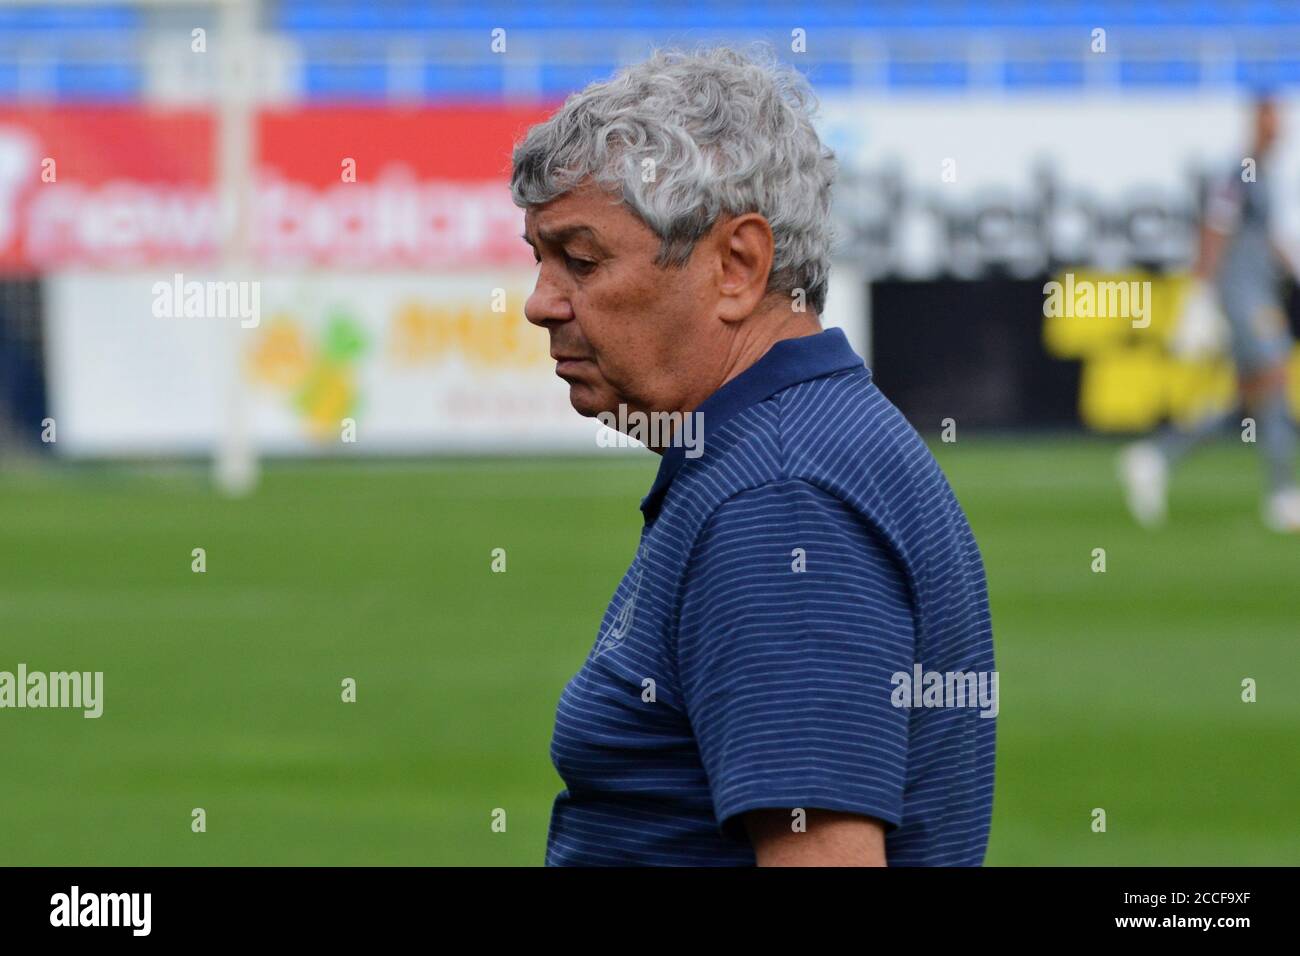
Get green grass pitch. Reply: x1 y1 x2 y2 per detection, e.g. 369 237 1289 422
0 437 1295 865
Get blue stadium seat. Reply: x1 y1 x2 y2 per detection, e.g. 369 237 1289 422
1237 57 1300 86
0 63 19 98
1120 59 1202 87
1003 60 1086 88
0 4 138 31
423 63 507 98
3 0 1300 101
303 61 390 99
54 61 140 100
538 63 621 97
888 60 969 90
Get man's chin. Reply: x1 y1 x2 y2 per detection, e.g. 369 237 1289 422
566 384 615 420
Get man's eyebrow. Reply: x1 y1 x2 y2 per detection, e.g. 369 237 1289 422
521 225 605 249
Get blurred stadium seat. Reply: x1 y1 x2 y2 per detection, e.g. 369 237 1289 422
3 2 1300 104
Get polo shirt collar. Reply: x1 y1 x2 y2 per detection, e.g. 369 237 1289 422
639 326 866 525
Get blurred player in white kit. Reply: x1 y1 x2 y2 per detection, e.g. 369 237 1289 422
1122 95 1300 531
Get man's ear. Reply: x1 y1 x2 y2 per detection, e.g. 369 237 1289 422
715 213 775 323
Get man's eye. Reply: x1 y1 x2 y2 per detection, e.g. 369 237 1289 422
565 253 597 276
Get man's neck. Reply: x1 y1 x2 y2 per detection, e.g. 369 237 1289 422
641 311 824 456
715 312 824 393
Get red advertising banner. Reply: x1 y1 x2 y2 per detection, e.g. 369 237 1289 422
0 104 551 271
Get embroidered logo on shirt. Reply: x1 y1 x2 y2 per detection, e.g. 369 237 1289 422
594 542 646 657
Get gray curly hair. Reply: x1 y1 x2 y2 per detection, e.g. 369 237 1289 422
510 45 837 315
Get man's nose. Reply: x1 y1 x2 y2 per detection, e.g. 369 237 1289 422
524 271 575 328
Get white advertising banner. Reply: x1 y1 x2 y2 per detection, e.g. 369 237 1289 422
45 270 606 456
817 94 1300 278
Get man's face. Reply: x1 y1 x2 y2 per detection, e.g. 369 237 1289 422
522 180 716 419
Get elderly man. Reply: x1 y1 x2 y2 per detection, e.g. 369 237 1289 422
512 46 995 866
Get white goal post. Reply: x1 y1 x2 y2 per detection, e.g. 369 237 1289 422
213 0 259 495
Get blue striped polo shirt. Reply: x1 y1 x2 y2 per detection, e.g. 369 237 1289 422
545 327 996 866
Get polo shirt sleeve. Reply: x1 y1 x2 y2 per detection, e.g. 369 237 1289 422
675 478 914 842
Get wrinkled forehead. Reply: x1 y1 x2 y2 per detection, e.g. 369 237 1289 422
523 183 648 246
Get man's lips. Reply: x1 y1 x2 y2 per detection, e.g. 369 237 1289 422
552 355 593 376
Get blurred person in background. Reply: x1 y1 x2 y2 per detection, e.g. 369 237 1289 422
1121 95 1300 531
